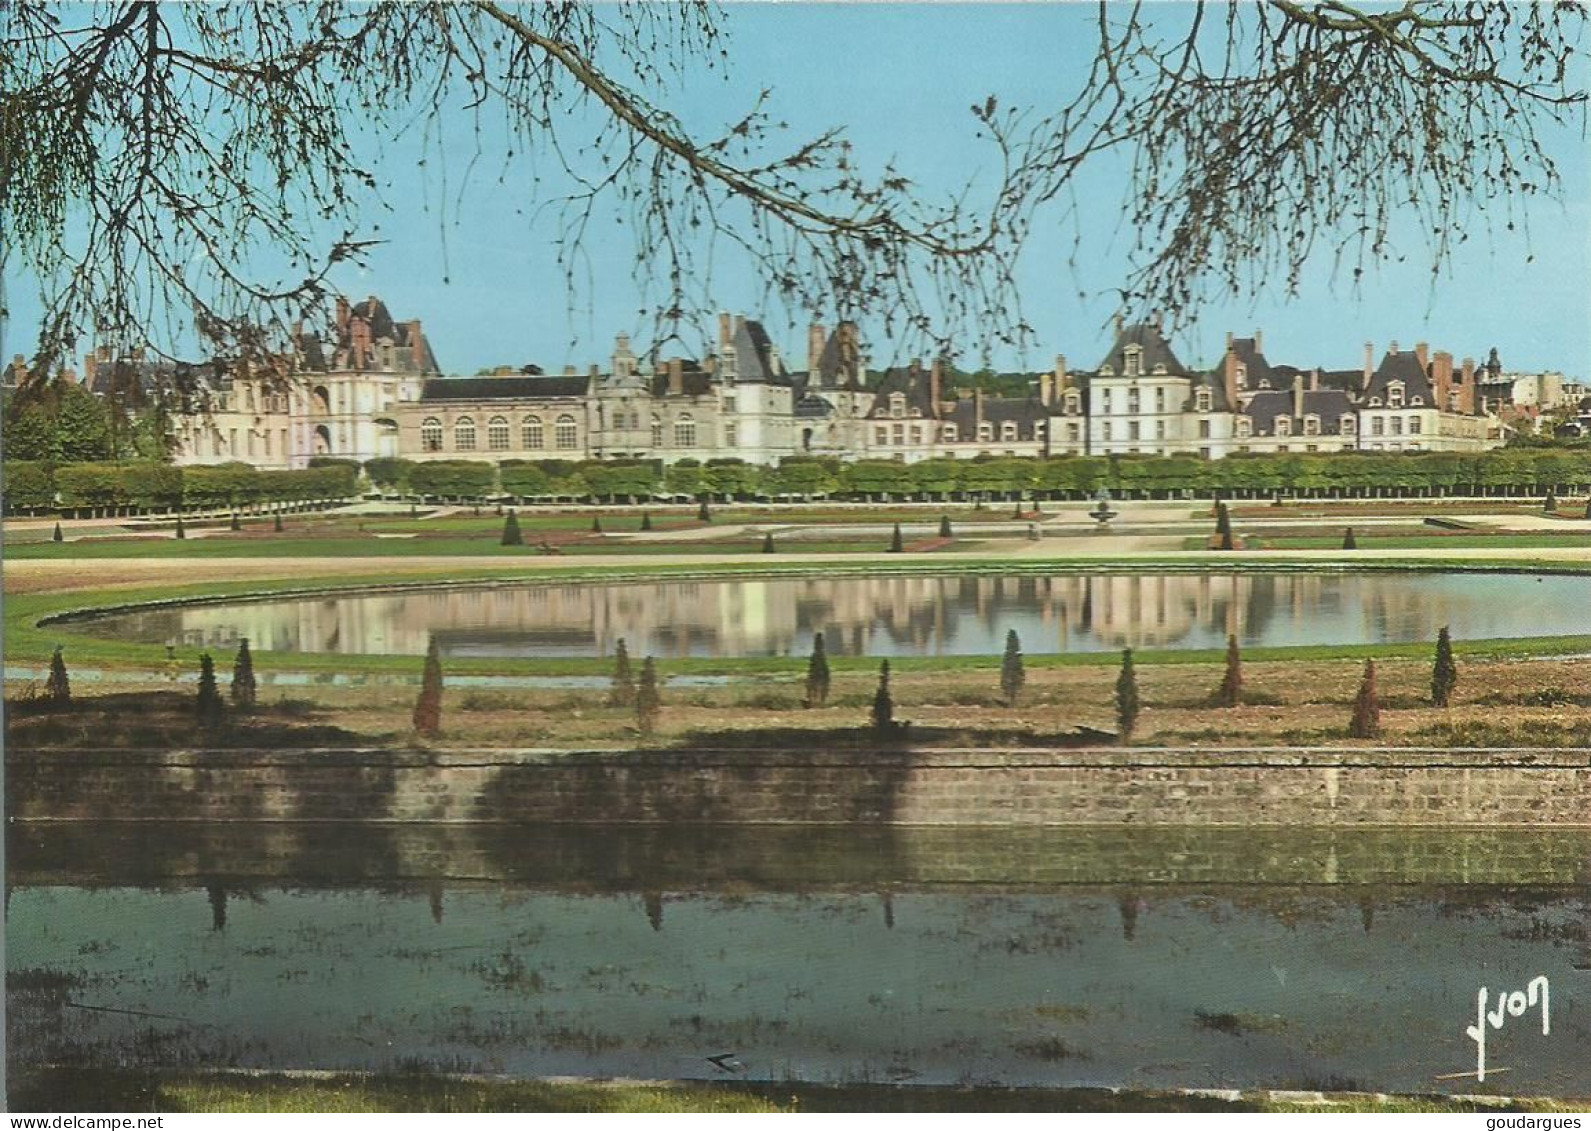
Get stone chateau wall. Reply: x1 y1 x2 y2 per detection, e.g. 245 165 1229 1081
9 747 1589 827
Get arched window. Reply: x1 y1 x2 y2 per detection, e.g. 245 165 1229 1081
555 414 579 450
651 415 664 447
487 416 510 451
522 416 544 450
421 417 444 452
674 414 696 448
454 416 476 451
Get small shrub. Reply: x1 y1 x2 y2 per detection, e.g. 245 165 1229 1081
52 522 63 543
175 516 186 539
501 510 523 546
230 638 257 708
413 638 444 737
196 654 224 727
45 646 70 705
804 632 831 708
697 498 711 522
1213 634 1242 707
1430 626 1458 707
1349 658 1381 739
640 512 653 531
1115 648 1139 743
762 531 776 553
1342 526 1357 550
871 660 896 733
609 639 636 707
636 657 661 735
888 523 904 553
1000 629 1025 706
939 515 952 538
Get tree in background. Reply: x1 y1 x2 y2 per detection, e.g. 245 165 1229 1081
1349 658 1382 739
1213 633 1243 708
45 645 70 705
697 498 712 523
871 660 896 734
805 633 831 709
636 657 661 736
196 653 224 727
1431 626 1458 707
1000 629 1025 707
413 637 444 738
13 3 1574 393
500 509 523 546
609 639 636 708
1115 648 1140 744
230 638 257 708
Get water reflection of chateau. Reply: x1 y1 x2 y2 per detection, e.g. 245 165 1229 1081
102 571 1534 658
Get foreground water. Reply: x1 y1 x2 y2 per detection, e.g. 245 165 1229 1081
8 824 1589 1094
69 570 1591 659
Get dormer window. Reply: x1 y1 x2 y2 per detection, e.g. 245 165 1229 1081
889 392 906 418
1341 414 1356 434
1152 364 1167 376
1195 389 1212 412
943 423 958 442
1123 345 1143 377
1235 417 1252 438
1387 381 1405 408
977 422 993 442
1276 416 1292 436
1235 364 1247 389
1369 396 1383 407
1411 395 1424 406
1303 415 1320 436
1000 421 1018 441
1064 392 1081 415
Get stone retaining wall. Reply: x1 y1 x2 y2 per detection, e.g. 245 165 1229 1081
9 746 1589 827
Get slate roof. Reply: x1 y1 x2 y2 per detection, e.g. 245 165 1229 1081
1316 369 1364 394
418 376 590 403
647 363 714 398
944 396 1047 437
864 364 941 419
813 322 866 390
794 393 836 419
1365 350 1435 404
1241 388 1356 435
1096 322 1188 376
726 319 792 386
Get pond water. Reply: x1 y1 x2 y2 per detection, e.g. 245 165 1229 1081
8 823 1589 1093
68 570 1589 659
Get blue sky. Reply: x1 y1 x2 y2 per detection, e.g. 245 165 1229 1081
8 2 1588 379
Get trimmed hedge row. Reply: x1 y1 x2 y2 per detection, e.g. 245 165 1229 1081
2 461 358 515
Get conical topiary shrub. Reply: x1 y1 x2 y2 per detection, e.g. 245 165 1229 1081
871 660 895 734
641 512 653 531
1000 629 1025 707
274 511 284 533
762 532 776 553
1431 626 1458 707
636 657 661 735
196 653 224 727
1115 648 1140 744
501 509 523 546
888 523 904 553
52 521 63 543
939 515 952 539
230 512 241 531
46 646 70 705
1349 658 1381 739
591 515 603 534
1343 526 1357 550
230 638 257 708
697 498 711 523
1544 491 1557 513
804 632 831 708
1214 633 1242 707
609 639 636 707
413 637 444 738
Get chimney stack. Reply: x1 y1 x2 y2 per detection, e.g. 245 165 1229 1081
925 359 941 416
807 323 826 379
974 386 985 428
1415 341 1429 370
1432 350 1454 413
1363 342 1375 390
667 358 684 396
1223 339 1239 410
1255 329 1264 354
1292 374 1304 420
718 312 732 349
1039 369 1054 407
1309 367 1320 392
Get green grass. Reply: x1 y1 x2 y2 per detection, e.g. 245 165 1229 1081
11 1068 1584 1114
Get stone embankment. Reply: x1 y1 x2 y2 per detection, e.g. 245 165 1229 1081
9 746 1589 827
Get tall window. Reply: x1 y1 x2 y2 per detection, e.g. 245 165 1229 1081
890 393 906 418
725 422 738 448
1124 345 1142 377
977 421 993 442
1127 389 1140 414
454 416 476 451
1155 387 1165 412
522 416 544 449
1195 388 1211 412
421 417 444 452
674 414 696 448
651 416 664 447
487 416 510 451
555 414 579 450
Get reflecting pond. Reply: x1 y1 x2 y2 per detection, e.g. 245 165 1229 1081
8 823 1589 1093
70 570 1591 658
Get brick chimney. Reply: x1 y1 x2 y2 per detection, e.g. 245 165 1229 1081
667 358 684 396
924 359 941 416
718 312 732 350
1309 367 1320 392
1460 357 1477 415
1223 339 1240 410
407 320 427 373
335 296 350 332
1432 350 1454 413
1415 341 1429 370
807 323 826 378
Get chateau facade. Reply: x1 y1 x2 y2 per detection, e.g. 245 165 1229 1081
131 296 1501 470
